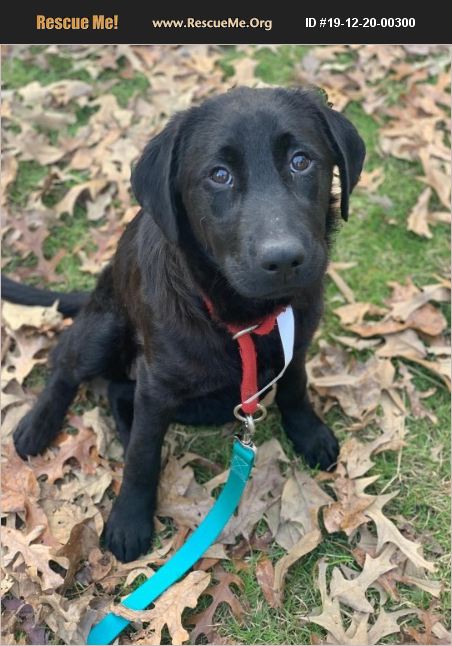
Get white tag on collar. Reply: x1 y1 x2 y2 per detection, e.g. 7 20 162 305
243 306 295 405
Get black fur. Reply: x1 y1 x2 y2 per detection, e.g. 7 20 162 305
4 87 365 562
1 275 88 317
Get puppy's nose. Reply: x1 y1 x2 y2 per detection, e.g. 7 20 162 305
259 241 304 274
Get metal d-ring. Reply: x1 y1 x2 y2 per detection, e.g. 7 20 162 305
233 403 267 424
232 323 259 340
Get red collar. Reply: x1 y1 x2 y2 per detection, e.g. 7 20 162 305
204 297 285 415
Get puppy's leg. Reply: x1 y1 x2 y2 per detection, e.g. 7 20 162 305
14 307 124 458
107 379 135 450
276 352 339 470
104 359 175 562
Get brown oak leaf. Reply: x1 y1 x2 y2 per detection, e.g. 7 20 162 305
188 567 245 643
30 425 99 484
2 525 65 592
1 443 40 513
111 570 211 645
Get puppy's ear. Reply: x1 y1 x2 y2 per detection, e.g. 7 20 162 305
318 105 366 221
131 115 183 243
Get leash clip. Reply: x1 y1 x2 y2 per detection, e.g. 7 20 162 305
233 403 267 448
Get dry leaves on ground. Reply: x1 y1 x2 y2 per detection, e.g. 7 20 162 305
331 277 451 392
2 299 446 643
1 44 450 645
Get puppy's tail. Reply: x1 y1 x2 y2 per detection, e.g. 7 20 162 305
1 275 89 317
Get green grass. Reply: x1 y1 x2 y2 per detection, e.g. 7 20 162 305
8 161 49 207
3 197 97 291
2 44 450 645
66 105 99 136
109 73 150 107
217 45 311 84
42 206 98 291
321 101 450 337
253 46 312 84
2 52 91 88
5 169 95 290
214 539 352 644
216 48 243 77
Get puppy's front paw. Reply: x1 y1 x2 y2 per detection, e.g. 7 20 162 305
292 423 339 471
104 496 154 563
14 411 51 459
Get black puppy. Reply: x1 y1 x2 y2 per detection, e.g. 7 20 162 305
4 87 365 563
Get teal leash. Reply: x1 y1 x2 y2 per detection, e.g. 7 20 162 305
87 437 256 645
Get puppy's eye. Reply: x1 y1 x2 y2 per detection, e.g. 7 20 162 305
210 167 233 185
290 152 311 173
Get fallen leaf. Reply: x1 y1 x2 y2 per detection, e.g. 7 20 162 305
348 318 407 337
158 453 215 530
1 331 50 384
230 58 258 85
389 282 450 321
327 264 356 303
2 301 63 331
332 335 381 351
111 570 211 645
39 491 104 546
358 167 385 192
308 348 395 419
1 402 33 439
273 529 322 605
188 567 245 643
2 525 65 592
334 302 388 326
419 151 451 209
273 469 332 549
408 187 433 238
255 558 280 608
86 186 114 221
23 497 58 547
368 608 418 644
88 547 114 584
30 425 99 484
330 544 397 612
1 154 18 205
376 329 427 359
308 559 417 644
365 492 435 572
402 355 451 390
41 593 99 645
59 468 112 505
1 443 40 513
404 606 450 644
323 475 378 535
14 126 66 165
19 79 93 105
307 559 346 644
403 575 443 598
406 303 447 336
83 406 123 461
55 519 99 590
1 598 48 646
7 219 66 282
53 179 108 218
342 393 405 480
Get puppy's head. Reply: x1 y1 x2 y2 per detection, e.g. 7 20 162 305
132 87 365 301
